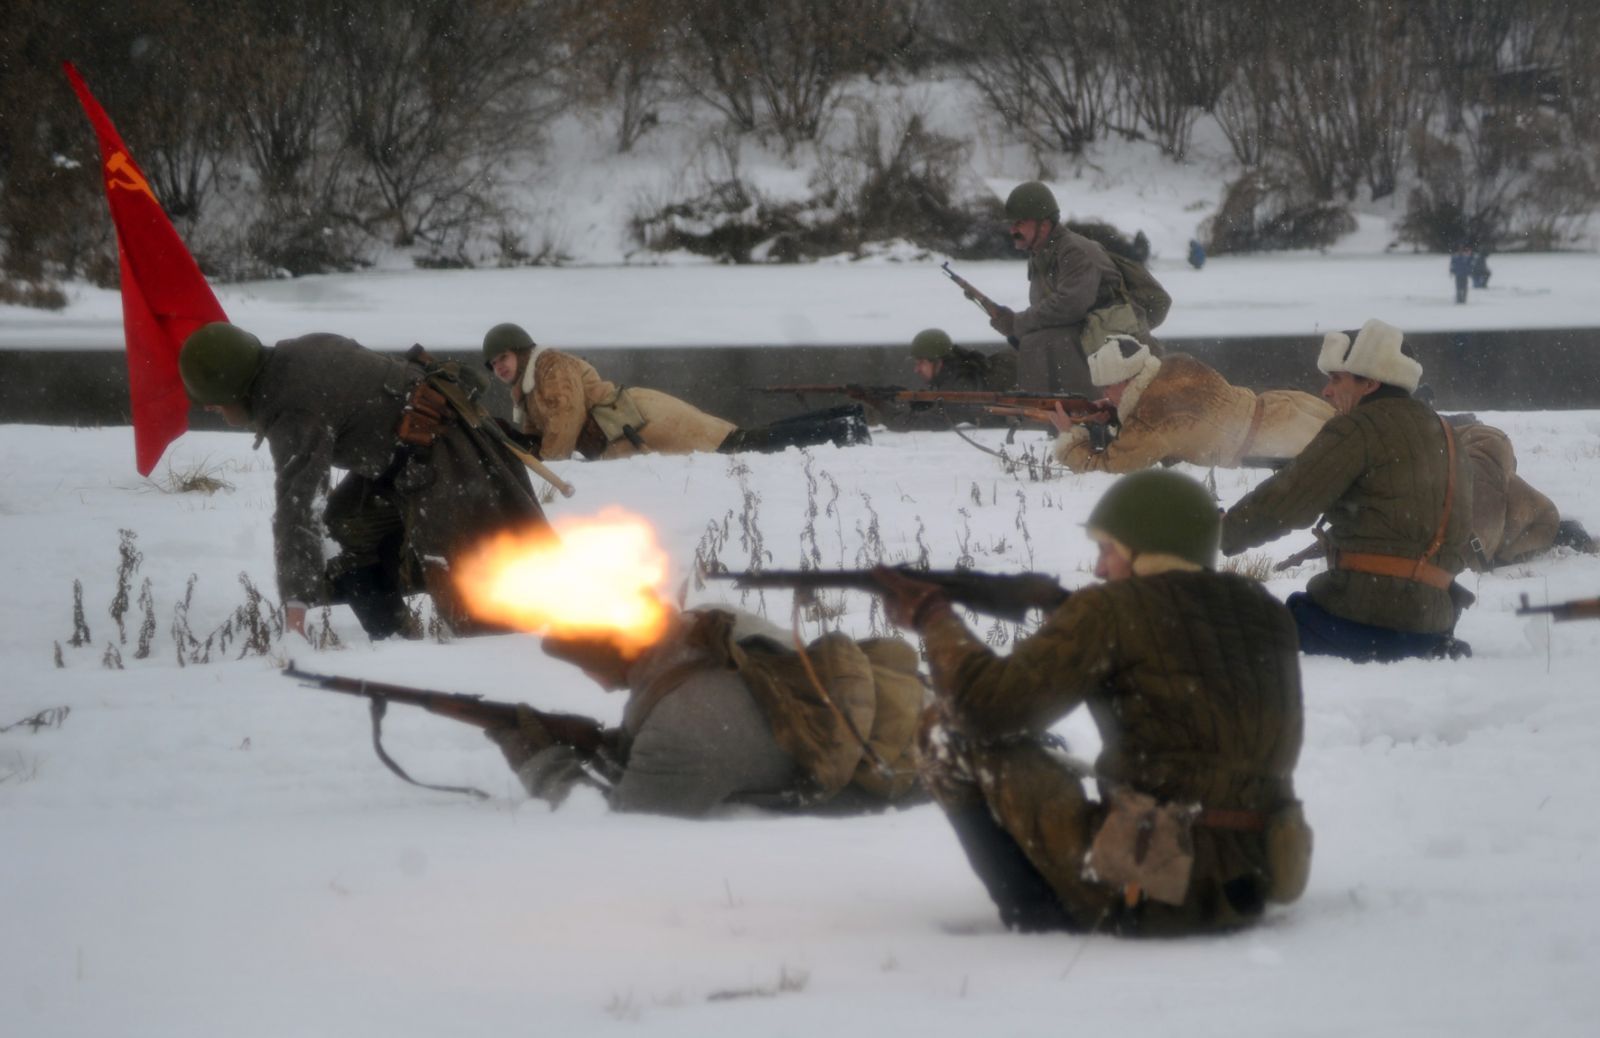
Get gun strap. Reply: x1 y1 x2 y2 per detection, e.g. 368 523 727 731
367 697 491 800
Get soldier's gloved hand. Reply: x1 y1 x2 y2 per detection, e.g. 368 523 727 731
482 704 557 771
989 306 1018 338
513 745 588 808
870 565 950 630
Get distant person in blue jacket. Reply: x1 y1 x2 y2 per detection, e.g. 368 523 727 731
1449 245 1474 303
1187 239 1206 270
1471 250 1491 289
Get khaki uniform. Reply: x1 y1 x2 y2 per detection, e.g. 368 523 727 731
1054 353 1333 473
1456 422 1560 569
246 334 545 608
499 608 927 817
512 347 736 461
1222 393 1474 634
1015 226 1134 394
918 570 1306 935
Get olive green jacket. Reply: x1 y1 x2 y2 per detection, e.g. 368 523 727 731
921 570 1304 913
1222 393 1474 633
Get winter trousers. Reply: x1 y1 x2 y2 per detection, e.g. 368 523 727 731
718 405 871 453
1287 592 1465 662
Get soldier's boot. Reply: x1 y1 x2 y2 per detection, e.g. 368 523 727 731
328 562 414 641
944 804 1074 933
1554 519 1598 553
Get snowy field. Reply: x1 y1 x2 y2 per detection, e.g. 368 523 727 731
4 414 1599 1037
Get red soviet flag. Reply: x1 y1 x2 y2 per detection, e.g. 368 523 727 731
64 61 227 476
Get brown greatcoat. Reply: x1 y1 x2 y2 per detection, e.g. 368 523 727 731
1053 353 1333 473
919 570 1306 935
1222 392 1475 634
1456 422 1560 569
512 347 736 460
245 334 544 605
1014 225 1131 395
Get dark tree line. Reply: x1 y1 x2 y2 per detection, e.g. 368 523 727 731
4 0 1600 300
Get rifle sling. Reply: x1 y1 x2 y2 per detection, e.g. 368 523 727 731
367 696 491 800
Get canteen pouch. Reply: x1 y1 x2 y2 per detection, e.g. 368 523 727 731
1084 787 1195 906
1265 801 1313 904
396 381 452 447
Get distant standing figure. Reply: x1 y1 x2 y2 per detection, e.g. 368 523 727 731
1187 239 1207 270
1449 245 1474 304
1470 251 1491 289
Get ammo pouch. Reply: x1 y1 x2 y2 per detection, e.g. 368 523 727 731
1264 801 1313 904
590 387 649 444
1084 787 1196 906
396 381 453 448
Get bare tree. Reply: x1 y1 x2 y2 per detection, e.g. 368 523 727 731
935 0 1120 155
326 0 576 249
1114 0 1236 159
672 0 898 151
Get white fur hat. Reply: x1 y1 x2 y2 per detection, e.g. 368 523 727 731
1316 318 1422 392
1086 334 1149 387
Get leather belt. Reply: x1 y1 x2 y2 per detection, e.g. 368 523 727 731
1335 550 1455 590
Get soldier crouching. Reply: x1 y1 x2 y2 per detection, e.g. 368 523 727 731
873 472 1312 935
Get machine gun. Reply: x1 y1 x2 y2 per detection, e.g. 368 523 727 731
1516 594 1600 622
284 665 612 799
942 262 1019 347
707 566 1070 622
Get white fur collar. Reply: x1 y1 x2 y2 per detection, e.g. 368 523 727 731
1114 354 1162 418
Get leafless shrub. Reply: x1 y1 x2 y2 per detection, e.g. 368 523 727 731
110 530 144 644
134 579 157 659
1 706 70 734
1221 553 1276 582
101 643 124 670
151 457 236 496
707 965 810 1001
68 579 90 647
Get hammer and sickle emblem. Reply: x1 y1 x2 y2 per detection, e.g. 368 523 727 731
106 151 157 202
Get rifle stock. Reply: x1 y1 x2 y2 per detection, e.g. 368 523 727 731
708 566 1069 622
1516 594 1600 622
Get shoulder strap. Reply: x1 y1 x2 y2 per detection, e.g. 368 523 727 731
1416 416 1458 573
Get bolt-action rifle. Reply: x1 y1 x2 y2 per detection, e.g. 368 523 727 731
707 566 1070 622
757 385 1116 424
284 665 612 799
1516 593 1600 622
942 262 1020 347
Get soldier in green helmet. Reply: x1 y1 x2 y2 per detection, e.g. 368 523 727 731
867 328 1020 432
482 323 870 458
180 322 551 640
868 470 1311 935
990 180 1164 395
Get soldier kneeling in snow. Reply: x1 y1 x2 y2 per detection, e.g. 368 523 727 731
482 323 868 461
870 472 1311 935
484 605 926 817
1449 419 1596 570
1050 335 1333 473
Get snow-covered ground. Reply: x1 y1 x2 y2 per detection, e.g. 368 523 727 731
4 414 1599 1036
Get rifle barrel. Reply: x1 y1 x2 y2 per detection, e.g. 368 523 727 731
709 567 1069 621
